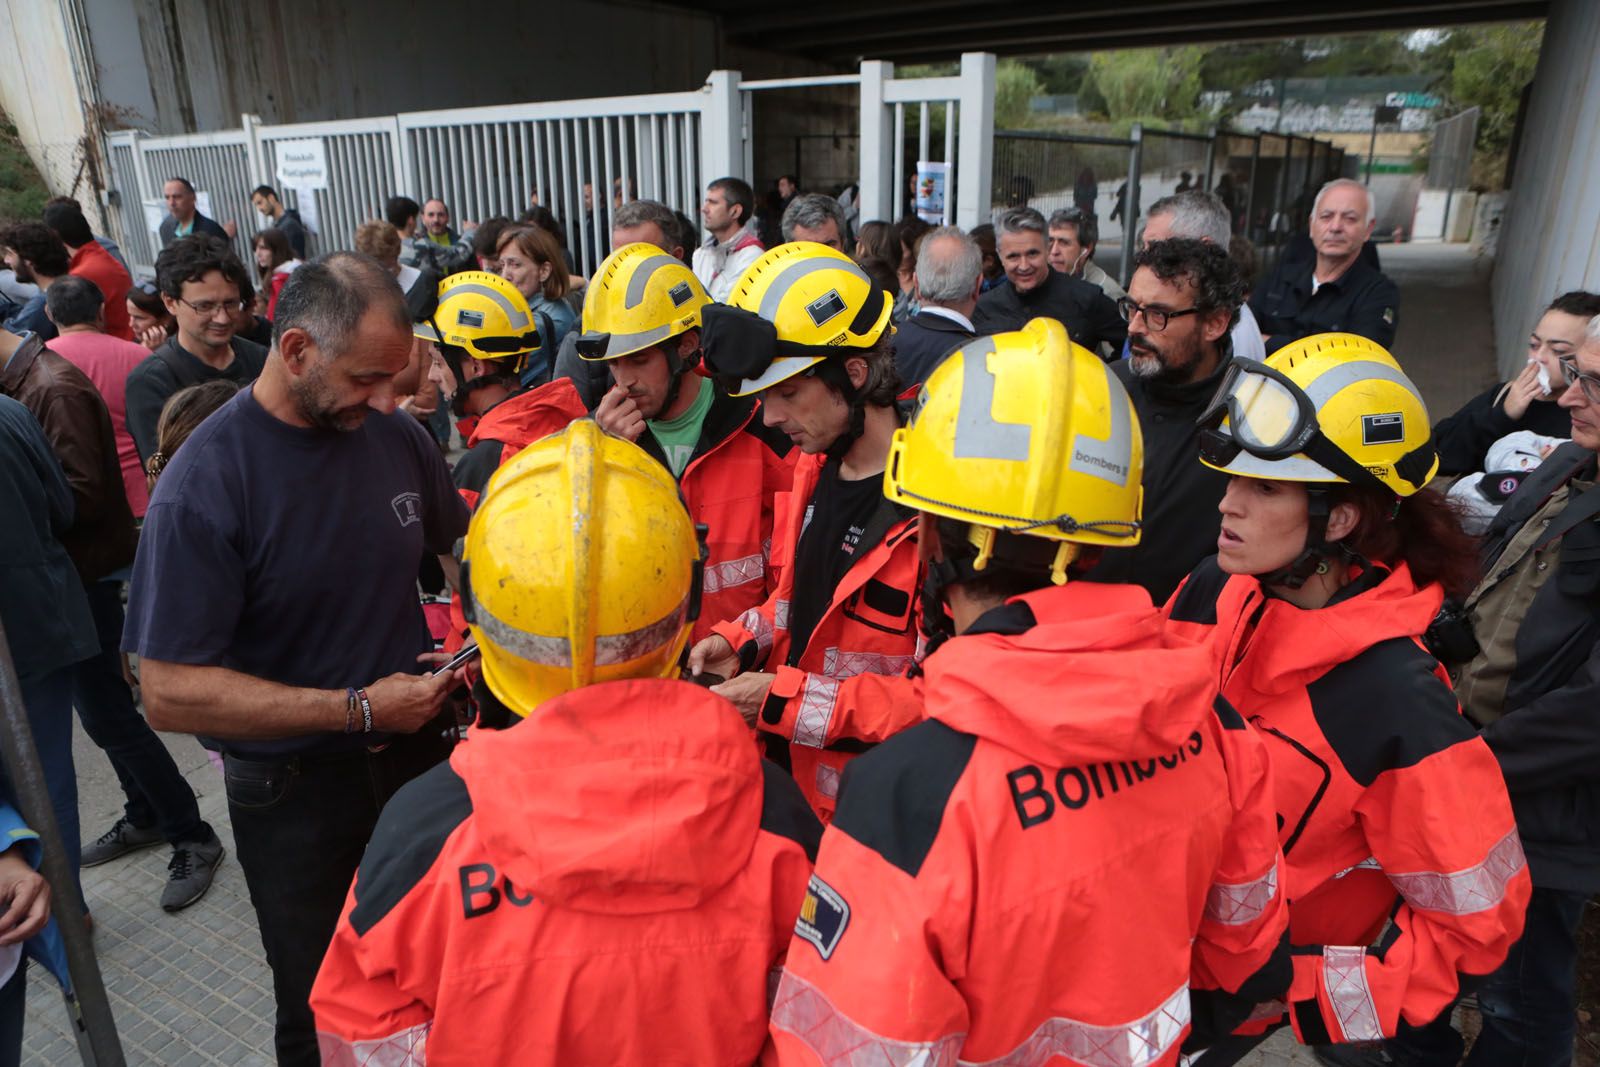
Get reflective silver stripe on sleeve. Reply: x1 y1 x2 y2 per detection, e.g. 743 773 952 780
474 595 687 667
1204 865 1280 926
816 763 841 799
960 982 1191 1067
822 648 916 679
1387 829 1526 917
793 675 841 748
1323 946 1382 1043
775 598 791 631
703 552 766 594
316 1023 430 1067
770 970 965 1067
739 606 775 656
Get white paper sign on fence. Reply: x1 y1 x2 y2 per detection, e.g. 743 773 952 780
275 139 329 190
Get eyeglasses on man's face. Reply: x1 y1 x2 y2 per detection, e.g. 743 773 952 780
1117 297 1201 333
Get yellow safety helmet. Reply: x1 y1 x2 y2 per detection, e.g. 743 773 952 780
701 241 893 397
1197 333 1437 497
885 318 1143 584
460 419 703 716
414 271 541 369
575 243 710 361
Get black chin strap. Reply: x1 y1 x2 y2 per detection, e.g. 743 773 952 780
1255 486 1384 590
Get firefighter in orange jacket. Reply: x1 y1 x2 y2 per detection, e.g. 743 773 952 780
310 420 822 1066
416 272 590 657
770 319 1292 1066
578 242 794 643
687 242 925 822
1165 335 1530 1063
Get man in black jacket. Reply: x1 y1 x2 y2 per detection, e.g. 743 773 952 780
1250 179 1399 355
126 236 268 461
972 207 1125 355
251 185 309 259
892 226 979 388
1448 316 1600 1067
157 177 232 248
1085 238 1246 604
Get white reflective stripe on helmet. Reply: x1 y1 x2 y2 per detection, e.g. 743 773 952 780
624 252 685 308
1204 864 1280 926
1323 946 1382 1043
731 353 828 398
317 1023 430 1067
703 552 766 594
443 281 532 330
1299 358 1420 412
793 674 840 748
1387 829 1526 917
582 321 678 361
770 970 965 1067
1211 447 1341 485
959 982 1191 1067
475 595 687 668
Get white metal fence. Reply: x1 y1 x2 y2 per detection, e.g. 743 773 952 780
100 60 995 279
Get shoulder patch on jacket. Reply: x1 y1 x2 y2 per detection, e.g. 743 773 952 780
1307 637 1475 788
1167 556 1229 624
350 763 474 936
759 759 824 862
831 719 977 877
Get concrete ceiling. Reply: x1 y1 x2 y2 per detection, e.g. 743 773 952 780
687 0 1548 64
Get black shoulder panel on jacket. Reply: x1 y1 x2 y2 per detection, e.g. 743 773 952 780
1307 637 1476 788
1212 694 1247 731
1167 556 1230 625
759 758 824 862
350 763 474 936
831 719 978 878
450 439 507 499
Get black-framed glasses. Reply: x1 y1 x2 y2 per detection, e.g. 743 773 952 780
1558 356 1600 405
1116 297 1200 332
177 296 247 317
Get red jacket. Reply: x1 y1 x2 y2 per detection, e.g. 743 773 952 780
311 679 822 1066
444 379 589 652
711 450 925 823
68 242 132 341
633 388 794 644
1165 559 1531 1044
770 582 1290 1066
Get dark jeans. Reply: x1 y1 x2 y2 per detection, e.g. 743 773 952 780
17 668 78 887
72 579 208 844
1463 885 1589 1067
226 730 451 1067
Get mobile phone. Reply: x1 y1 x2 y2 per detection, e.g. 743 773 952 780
433 643 480 676
686 671 726 688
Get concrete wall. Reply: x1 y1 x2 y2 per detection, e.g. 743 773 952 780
81 0 827 133
0 0 91 198
1492 0 1600 378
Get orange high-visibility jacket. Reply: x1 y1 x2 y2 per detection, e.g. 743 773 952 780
711 450 925 822
770 582 1291 1067
310 678 822 1067
1165 558 1531 1045
632 388 794 644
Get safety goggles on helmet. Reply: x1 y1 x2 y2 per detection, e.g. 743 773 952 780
1196 358 1393 492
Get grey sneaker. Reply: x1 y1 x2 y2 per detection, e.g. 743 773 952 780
161 836 225 913
81 818 163 867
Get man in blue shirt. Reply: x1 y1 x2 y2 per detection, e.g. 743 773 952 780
124 252 470 1067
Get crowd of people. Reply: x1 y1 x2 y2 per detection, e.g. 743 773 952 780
0 163 1593 1067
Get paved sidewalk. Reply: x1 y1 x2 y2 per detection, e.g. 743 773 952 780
19 241 1498 1066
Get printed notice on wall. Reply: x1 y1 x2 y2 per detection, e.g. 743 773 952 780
275 139 329 190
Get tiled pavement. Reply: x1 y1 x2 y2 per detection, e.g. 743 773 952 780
18 243 1494 1065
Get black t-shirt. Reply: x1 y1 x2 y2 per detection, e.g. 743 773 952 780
122 386 469 756
786 460 884 661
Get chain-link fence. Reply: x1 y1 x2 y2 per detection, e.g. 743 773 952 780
993 124 1348 288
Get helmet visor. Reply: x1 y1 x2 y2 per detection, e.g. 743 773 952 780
471 330 541 356
1198 358 1318 459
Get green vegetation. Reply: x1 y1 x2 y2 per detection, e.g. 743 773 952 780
0 113 50 224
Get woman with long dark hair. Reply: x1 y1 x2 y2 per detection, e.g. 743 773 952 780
1168 334 1531 1065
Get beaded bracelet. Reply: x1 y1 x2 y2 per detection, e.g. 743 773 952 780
355 687 374 734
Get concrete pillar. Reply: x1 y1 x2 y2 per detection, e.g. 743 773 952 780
859 60 894 223
1492 0 1600 377
955 53 995 230
701 69 744 184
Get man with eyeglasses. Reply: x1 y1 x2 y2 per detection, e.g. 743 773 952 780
1423 313 1600 1067
125 235 268 462
1084 237 1247 604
